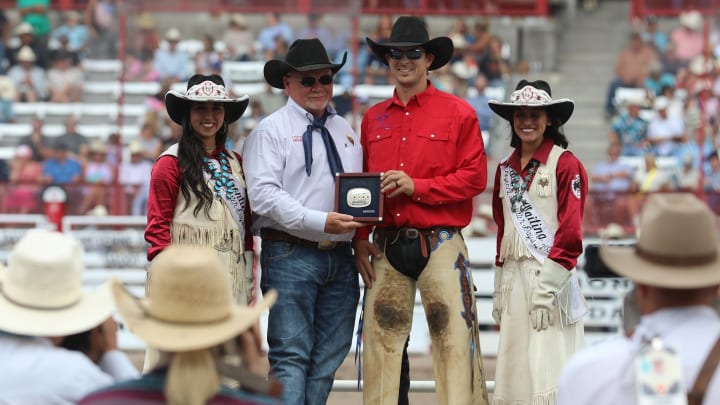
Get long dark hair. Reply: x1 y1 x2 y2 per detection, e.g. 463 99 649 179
176 106 229 217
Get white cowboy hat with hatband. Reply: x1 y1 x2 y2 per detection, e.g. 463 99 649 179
488 79 575 125
0 230 115 336
113 245 276 352
165 74 250 126
600 193 720 289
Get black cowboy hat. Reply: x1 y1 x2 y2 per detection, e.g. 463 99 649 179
164 74 250 126
366 16 453 71
264 38 347 89
488 79 575 125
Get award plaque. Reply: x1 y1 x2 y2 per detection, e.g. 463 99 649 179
334 172 384 222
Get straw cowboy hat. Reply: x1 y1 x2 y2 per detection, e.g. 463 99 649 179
14 22 33 36
165 73 250 126
622 92 649 108
137 12 156 30
263 38 347 89
600 193 720 289
366 16 453 71
488 79 575 125
165 27 182 42
0 230 115 336
679 10 703 31
16 46 36 63
113 245 277 352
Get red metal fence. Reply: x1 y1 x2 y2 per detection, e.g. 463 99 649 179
630 0 720 18
2 0 549 16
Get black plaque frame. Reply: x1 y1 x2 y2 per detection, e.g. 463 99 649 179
334 172 384 223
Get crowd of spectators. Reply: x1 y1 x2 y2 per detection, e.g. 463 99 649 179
590 10 720 235
0 8 518 217
7 6 719 227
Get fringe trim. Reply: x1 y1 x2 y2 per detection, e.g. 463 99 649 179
532 390 557 405
170 223 243 255
170 222 248 303
499 232 534 263
499 268 515 317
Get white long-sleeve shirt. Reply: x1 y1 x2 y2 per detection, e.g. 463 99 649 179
0 334 139 405
558 306 720 404
242 97 362 242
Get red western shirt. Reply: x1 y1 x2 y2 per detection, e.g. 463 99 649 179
356 82 487 240
492 138 588 270
145 147 253 261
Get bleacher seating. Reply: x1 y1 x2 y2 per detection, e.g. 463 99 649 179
222 61 266 84
12 102 147 124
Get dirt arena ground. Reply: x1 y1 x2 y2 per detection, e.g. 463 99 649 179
128 351 496 404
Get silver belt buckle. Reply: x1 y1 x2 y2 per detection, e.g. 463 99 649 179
317 241 337 250
404 228 420 239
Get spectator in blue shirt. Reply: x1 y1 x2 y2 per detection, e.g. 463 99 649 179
464 74 495 154
644 60 675 96
641 15 668 54
257 13 293 60
51 11 89 55
153 28 191 82
609 94 650 157
42 141 82 185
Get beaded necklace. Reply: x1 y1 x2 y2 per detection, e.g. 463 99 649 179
508 159 539 213
203 151 237 199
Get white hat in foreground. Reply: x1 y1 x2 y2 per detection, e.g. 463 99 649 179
114 245 276 352
0 229 114 336
600 193 720 289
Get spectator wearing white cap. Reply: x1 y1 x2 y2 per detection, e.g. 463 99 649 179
647 95 685 157
0 230 138 403
222 14 256 62
7 21 49 69
153 27 192 83
6 45 47 102
17 0 51 65
671 11 705 65
5 144 41 214
118 141 153 215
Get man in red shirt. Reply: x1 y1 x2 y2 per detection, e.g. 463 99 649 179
353 16 489 405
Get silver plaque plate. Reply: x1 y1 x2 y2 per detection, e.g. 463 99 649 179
346 187 372 208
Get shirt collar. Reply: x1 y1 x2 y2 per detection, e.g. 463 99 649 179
503 137 555 170
388 80 436 110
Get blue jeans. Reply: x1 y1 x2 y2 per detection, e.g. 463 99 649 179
260 240 359 405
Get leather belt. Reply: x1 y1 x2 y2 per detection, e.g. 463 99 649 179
374 226 460 241
260 228 350 251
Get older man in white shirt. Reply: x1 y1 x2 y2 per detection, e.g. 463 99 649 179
0 230 138 404
242 38 364 405
557 193 720 404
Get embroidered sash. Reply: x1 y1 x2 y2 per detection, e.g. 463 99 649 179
501 163 588 325
501 164 555 264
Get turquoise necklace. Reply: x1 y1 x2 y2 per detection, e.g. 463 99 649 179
203 151 237 199
509 160 539 213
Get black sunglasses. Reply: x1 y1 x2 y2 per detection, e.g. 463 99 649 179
289 74 334 88
388 48 424 60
